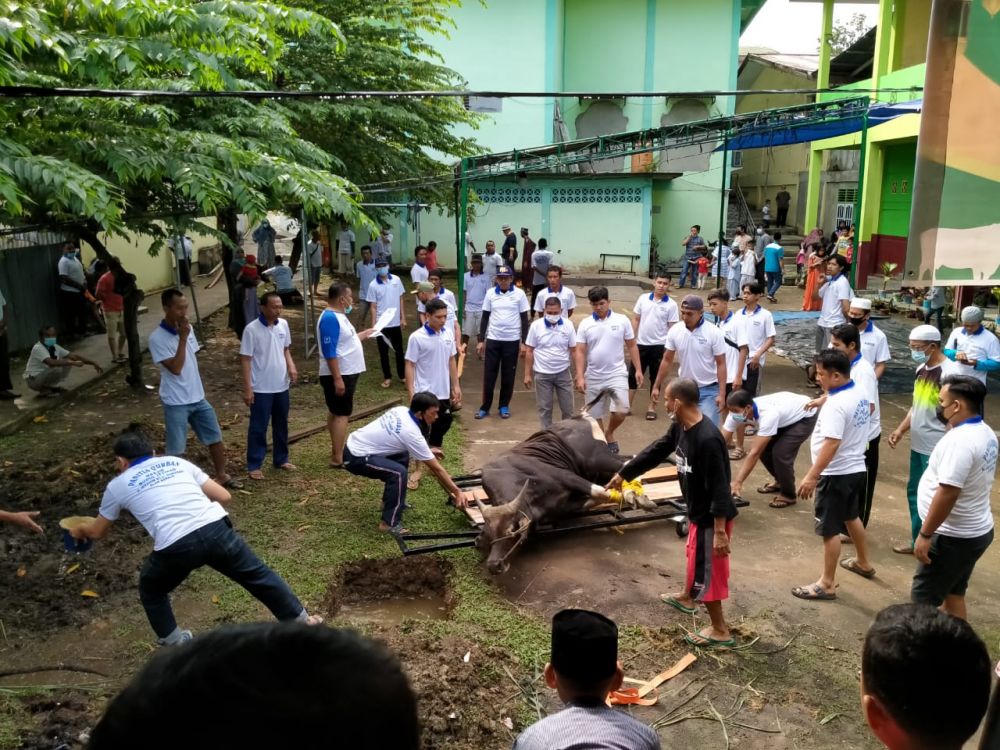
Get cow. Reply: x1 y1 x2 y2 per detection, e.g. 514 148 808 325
474 401 655 574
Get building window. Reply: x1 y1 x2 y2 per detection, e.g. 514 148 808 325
730 151 743 169
551 187 643 204
475 187 542 204
464 96 502 113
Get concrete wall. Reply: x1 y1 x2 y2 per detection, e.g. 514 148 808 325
892 0 930 72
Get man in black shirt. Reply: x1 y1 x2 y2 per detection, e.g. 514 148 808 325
608 378 737 648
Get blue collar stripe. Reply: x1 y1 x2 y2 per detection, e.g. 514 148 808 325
129 455 154 467
159 320 178 335
828 379 855 395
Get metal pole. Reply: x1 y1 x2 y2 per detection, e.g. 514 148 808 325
716 137 728 289
457 158 469 314
175 233 202 328
300 207 314 358
850 101 869 290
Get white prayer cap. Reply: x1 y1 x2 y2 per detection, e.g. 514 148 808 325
909 324 941 342
961 305 984 324
850 297 872 311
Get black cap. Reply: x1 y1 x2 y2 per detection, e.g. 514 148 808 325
550 609 617 682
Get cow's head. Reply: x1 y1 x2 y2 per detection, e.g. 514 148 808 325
475 480 532 574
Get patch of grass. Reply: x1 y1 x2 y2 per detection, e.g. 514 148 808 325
0 694 29 748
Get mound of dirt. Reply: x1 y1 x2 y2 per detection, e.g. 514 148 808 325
16 694 96 750
324 556 453 614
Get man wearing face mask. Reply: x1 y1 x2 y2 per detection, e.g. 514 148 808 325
848 298 890 379
365 258 407 388
23 325 102 395
525 296 577 429
887 325 963 554
911 375 996 621
943 306 1000 385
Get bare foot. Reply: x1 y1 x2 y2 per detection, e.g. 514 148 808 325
304 614 324 626
248 470 265 481
277 462 297 471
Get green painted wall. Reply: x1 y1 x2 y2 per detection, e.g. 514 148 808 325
877 141 916 237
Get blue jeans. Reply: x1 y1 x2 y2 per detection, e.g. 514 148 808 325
765 270 783 297
163 399 223 455
698 382 721 427
247 390 290 471
138 518 303 638
678 257 699 288
343 448 409 528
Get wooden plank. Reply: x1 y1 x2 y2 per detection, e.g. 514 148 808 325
464 507 484 525
277 398 402 447
638 466 678 483
642 483 684 501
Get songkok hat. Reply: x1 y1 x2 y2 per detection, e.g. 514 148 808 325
909 324 941 342
961 306 984 324
550 609 617 683
680 295 704 311
850 297 872 311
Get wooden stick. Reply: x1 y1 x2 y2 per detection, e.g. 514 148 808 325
0 664 109 678
273 398 401 448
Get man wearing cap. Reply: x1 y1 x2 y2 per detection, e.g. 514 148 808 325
575 286 643 454
849 297 890 378
888 325 964 554
533 266 576 320
482 240 502 287
365 258 407 388
651 295 728 427
500 224 518 271
372 228 393 265
513 609 660 750
519 227 536 289
462 255 490 356
476 266 530 419
415 271 459 334
944 306 1000 385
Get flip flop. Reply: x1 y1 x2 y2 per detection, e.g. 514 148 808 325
659 594 697 614
247 471 265 481
757 483 780 494
277 463 297 471
381 379 392 388
645 411 657 421
728 448 746 460
840 557 876 579
684 632 736 648
791 583 837 601
407 475 422 490
732 494 750 508
892 544 914 555
768 497 796 508
329 462 344 470
223 477 245 489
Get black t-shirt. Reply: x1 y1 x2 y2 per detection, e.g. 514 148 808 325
620 416 736 527
502 233 518 262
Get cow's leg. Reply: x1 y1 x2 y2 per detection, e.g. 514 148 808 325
555 473 612 508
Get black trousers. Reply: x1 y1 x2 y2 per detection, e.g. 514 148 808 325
123 290 144 386
776 206 789 226
480 339 519 412
530 283 546 311
0 331 12 391
427 399 453 449
628 344 664 392
178 258 191 287
760 415 816 498
57 289 88 337
376 325 405 380
861 434 881 527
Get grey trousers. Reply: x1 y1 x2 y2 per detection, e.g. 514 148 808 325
534 368 574 428
816 325 833 354
759 415 817 498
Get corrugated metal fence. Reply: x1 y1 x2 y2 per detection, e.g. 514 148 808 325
0 229 72 351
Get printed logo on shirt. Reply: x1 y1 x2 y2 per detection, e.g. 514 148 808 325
983 442 998 474
675 454 692 475
126 459 182 490
852 400 871 428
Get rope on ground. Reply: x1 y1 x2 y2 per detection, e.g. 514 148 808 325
0 664 110 678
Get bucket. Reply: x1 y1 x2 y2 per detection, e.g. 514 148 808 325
59 516 95 554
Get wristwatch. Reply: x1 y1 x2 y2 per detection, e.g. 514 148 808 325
918 530 934 540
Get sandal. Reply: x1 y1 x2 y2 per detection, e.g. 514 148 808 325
381 379 392 389
768 496 796 509
247 471 265 481
660 594 697 614
223 477 245 490
791 583 836 601
645 411 657 421
684 632 736 648
839 557 876 579
892 544 914 555
757 483 780 495
277 462 297 471
732 494 750 508
728 447 746 460
407 474 422 490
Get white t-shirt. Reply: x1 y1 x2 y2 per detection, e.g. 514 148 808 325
365 274 405 327
99 456 227 551
482 253 503 282
239 317 291 394
148 324 206 406
664 319 728 387
346 406 435 462
715 311 742 384
525 318 576 375
416 288 458 314
723 391 815 436
633 293 679 346
533 286 577 317
405 325 457 399
317 309 365 377
410 264 429 285
859 322 890 367
810 380 870 475
306 241 323 267
944 326 1000 385
58 254 86 292
464 273 490 312
24 342 70 378
818 274 853 328
918 419 997 538
576 312 634 380
736 305 776 368
740 251 756 277
337 229 356 255
482 286 529 341
850 354 881 439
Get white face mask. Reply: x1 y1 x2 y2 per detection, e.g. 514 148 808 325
544 314 561 324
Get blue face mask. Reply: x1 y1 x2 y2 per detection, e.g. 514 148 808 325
43 337 57 348
344 305 353 315
911 349 928 364
731 412 747 424
377 266 389 277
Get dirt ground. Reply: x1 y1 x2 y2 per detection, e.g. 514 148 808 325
1 278 998 749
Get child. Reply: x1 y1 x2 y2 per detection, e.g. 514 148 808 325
795 245 806 286
696 251 710 290
761 199 772 228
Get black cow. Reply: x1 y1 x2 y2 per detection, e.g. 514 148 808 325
475 413 648 574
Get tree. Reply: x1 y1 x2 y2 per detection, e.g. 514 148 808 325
825 12 872 56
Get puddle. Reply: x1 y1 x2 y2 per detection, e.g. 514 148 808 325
338 594 450 624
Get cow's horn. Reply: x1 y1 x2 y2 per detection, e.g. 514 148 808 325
511 479 531 508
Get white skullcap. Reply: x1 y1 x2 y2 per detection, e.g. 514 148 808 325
961 305 984 324
909 324 941 342
850 297 872 311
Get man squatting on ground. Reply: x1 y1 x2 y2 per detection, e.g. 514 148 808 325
71 431 321 645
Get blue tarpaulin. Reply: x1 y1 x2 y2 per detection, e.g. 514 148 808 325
721 100 922 151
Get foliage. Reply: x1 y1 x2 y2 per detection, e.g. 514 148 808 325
824 12 872 57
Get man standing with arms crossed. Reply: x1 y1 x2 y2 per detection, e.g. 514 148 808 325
240 292 298 481
629 272 679 421
476 266 530 420
575 286 643 455
678 225 706 289
462 254 490 357
525 296 577 429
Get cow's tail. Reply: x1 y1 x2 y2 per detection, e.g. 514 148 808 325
580 387 616 417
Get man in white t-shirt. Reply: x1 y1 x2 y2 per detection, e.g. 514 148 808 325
723 390 817 509
22 324 102 395
652 296 728 427
525 296 577 428
739 242 757 290
792 349 875 602
482 240 502 286
814 254 853 353
240 292 297 481
574 286 642 454
366 258 407 387
707 288 747 411
848 298 890 378
336 222 356 275
148 289 241 489
735 281 776 396
532 266 576 319
319 282 374 468
911 375 996 621
57 243 90 339
71 430 321 646
528 239 554 311
410 245 430 288
343 394 464 534
415 270 460 339
305 231 324 297
476 266 530 420
355 246 377 323
943 305 1000 385
629 272 678 421
463 255 490 355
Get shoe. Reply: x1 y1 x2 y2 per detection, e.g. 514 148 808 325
157 629 193 647
607 441 620 455
475 409 488 419
499 407 511 419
